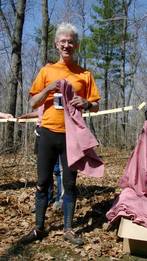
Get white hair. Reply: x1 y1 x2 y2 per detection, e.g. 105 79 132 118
55 22 79 43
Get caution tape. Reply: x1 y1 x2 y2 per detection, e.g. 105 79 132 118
0 102 146 122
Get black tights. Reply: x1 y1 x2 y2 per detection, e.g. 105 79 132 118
36 127 77 230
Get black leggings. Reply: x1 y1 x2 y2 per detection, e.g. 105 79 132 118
37 127 77 196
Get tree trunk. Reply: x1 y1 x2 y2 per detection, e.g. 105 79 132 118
120 0 132 144
7 0 26 149
14 61 23 146
103 67 109 146
120 16 127 139
41 0 49 66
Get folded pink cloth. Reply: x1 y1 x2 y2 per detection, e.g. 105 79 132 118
60 80 104 178
106 121 147 227
106 187 147 227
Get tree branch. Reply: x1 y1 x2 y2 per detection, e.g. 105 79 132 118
9 0 16 15
48 0 58 21
0 6 12 41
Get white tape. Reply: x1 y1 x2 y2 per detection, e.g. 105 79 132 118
138 102 146 110
0 102 146 122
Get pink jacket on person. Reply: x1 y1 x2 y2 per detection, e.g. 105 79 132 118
106 121 147 227
60 80 104 178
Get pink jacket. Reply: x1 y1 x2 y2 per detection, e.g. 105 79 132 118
60 80 104 178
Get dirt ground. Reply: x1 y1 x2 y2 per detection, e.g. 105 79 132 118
0 148 146 261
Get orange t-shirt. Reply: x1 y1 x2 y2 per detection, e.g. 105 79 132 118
29 62 101 133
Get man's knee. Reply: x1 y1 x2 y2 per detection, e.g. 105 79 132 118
36 185 48 193
63 183 77 195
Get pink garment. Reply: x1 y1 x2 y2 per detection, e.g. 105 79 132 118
106 187 147 227
37 105 44 127
106 121 147 227
60 80 104 178
119 121 147 196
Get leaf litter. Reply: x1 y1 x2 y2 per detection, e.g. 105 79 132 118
0 148 146 260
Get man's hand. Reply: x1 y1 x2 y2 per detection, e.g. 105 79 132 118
69 95 99 112
6 114 14 119
0 113 14 119
69 96 89 110
46 80 60 92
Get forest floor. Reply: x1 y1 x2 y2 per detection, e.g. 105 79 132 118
0 147 146 261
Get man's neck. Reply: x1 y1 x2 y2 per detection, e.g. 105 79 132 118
59 57 74 66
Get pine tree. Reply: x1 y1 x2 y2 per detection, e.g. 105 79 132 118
87 0 133 146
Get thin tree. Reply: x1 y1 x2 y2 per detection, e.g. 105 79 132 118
0 0 27 148
41 0 49 66
120 0 133 138
89 0 121 145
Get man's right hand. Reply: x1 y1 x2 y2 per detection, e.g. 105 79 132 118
30 80 61 109
46 80 60 92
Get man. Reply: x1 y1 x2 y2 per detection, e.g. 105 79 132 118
22 22 101 246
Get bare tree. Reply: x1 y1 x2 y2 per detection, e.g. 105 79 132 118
0 0 27 148
76 0 87 68
41 0 49 65
120 0 132 137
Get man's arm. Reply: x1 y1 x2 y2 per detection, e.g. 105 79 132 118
86 100 99 112
29 81 60 109
0 112 14 119
69 96 99 112
17 111 38 119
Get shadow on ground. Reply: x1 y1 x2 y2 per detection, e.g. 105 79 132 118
0 181 36 191
0 241 34 261
77 184 115 198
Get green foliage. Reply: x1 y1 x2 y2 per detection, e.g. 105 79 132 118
90 0 122 68
35 24 58 63
47 25 58 63
86 0 131 82
79 0 126 75
86 0 135 114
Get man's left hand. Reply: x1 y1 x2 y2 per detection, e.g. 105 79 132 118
69 96 89 110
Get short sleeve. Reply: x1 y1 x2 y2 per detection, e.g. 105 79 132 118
85 72 101 102
29 67 47 96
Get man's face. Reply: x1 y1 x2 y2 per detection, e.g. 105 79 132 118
56 33 78 60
